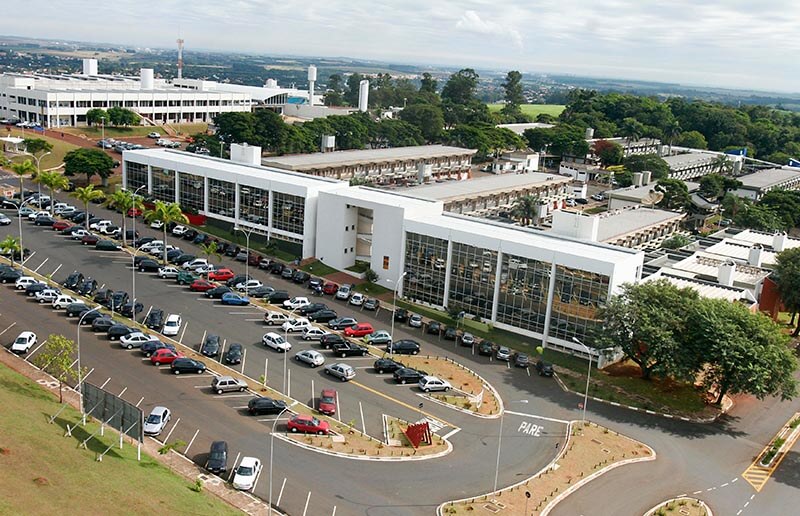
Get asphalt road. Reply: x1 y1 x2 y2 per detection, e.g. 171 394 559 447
2 180 799 515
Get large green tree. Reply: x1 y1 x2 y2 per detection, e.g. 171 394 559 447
36 171 69 215
511 196 541 226
596 280 700 380
593 139 624 166
107 106 139 127
687 298 798 404
22 138 53 165
33 334 81 403
344 73 364 107
63 148 115 186
9 159 36 198
324 74 345 106
85 108 108 127
698 173 742 201
72 185 105 230
676 130 708 149
500 71 527 122
399 103 444 142
774 248 800 336
655 178 691 210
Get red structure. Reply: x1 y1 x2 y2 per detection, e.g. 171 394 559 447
404 421 431 448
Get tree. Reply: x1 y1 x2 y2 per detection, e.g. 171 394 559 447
344 73 364 107
36 171 69 215
373 118 424 148
22 138 53 164
199 241 222 263
399 103 444 142
33 334 81 403
144 201 188 264
324 74 345 106
72 185 105 230
213 112 257 145
712 154 732 175
664 120 681 154
593 140 624 167
500 71 526 121
0 235 21 266
676 130 707 149
85 108 108 127
511 195 541 226
419 73 438 95
687 298 798 404
655 178 691 210
620 117 645 150
104 190 139 247
774 248 800 336
107 106 139 127
441 69 479 105
623 153 670 180
661 234 691 249
9 159 36 198
596 280 700 380
735 204 784 232
63 148 115 186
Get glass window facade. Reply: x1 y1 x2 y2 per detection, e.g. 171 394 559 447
272 192 305 234
179 172 204 213
496 254 552 334
548 266 609 343
403 232 448 306
151 166 176 203
207 178 236 217
448 243 496 320
239 184 269 226
125 161 148 191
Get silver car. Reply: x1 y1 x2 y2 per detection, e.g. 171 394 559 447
324 363 356 381
295 349 325 368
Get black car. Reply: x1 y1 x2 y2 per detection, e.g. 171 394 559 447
170 357 206 375
224 245 240 257
64 225 84 236
332 342 369 358
133 255 150 267
193 233 208 244
34 215 56 226
363 298 380 311
0 269 22 283
388 339 421 355
201 334 221 357
292 270 310 284
393 308 409 322
65 302 89 317
134 236 155 248
124 229 140 241
172 253 196 265
426 321 442 335
299 302 327 316
281 267 295 280
93 288 112 306
205 286 232 299
79 309 108 325
141 340 176 358
182 229 198 240
71 213 88 224
327 317 358 331
268 262 284 274
165 249 183 262
535 360 554 377
91 316 115 332
120 301 143 318
226 275 250 288
247 397 288 415
513 352 530 368
61 271 84 290
478 341 494 356
77 278 98 296
393 367 427 384
224 343 243 365
205 440 228 474
308 277 323 291
319 333 346 349
26 282 49 297
247 286 274 299
266 290 290 304
443 326 458 340
145 308 165 330
107 324 134 341
138 259 160 272
308 309 338 323
373 358 403 374
0 198 19 209
109 291 129 311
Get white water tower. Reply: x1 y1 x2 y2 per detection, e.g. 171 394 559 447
307 65 317 105
358 80 370 112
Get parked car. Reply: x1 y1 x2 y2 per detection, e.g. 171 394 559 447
91 317 115 333
335 284 352 300
281 318 312 333
495 346 512 361
120 332 158 350
363 298 380 311
318 388 337 415
408 314 423 328
295 349 325 367
263 311 289 326
478 341 494 356
248 285 275 299
322 282 339 295
268 262 285 275
190 279 215 292
150 348 184 365
348 292 365 306
221 292 250 306
262 332 291 352
443 326 458 340
419 376 452 392
211 375 247 394
282 296 310 310
535 360 554 377
247 397 287 416
394 308 409 322
14 276 40 290
65 302 89 317
327 317 357 330
266 290 290 304
364 330 392 345
143 406 171 435
460 332 475 347
332 341 369 358
145 308 165 330
107 324 134 341
298 302 327 316
120 301 144 318
324 362 356 381
373 357 402 374
387 339 421 355
427 321 443 335
308 309 337 323
138 259 161 272
77 278 98 296
205 285 232 299
141 340 176 358
224 343 244 365
292 270 310 284
301 327 328 341
10 331 37 354
205 441 228 474
280 267 295 280
95 240 121 251
176 271 199 285
232 457 261 491
53 294 79 310
201 334 221 357
208 268 235 282
344 322 374 338
170 358 206 375
287 414 330 435
514 352 530 368
393 367 426 384
319 333 346 350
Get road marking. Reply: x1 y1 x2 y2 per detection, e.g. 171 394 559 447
742 411 800 492
277 477 287 506
302 491 311 516
184 429 200 454
348 380 455 427
256 417 290 423
163 417 181 443
33 257 48 272
692 490 702 495
442 428 461 440
245 318 263 322
359 401 366 434
504 410 570 425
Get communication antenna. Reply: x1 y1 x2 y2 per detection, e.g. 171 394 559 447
176 38 184 79
641 190 664 208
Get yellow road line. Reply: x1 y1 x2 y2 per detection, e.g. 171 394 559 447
349 380 454 429
743 411 800 492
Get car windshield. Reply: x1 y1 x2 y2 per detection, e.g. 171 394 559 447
321 395 335 403
237 466 253 476
274 336 285 344
14 337 26 344
146 414 161 424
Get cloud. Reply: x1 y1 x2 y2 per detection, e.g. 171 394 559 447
456 10 523 49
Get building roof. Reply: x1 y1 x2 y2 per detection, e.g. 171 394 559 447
606 184 663 202
645 272 754 304
662 152 718 168
735 167 800 190
407 172 570 202
496 122 555 135
714 228 800 251
261 145 477 171
670 251 770 286
596 208 685 242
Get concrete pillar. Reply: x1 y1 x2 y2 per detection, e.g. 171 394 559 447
491 251 503 323
541 261 558 349
442 240 453 308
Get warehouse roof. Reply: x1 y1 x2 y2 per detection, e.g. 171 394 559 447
261 145 476 171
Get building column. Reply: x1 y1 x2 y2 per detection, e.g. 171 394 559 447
174 171 180 204
146 165 153 193
234 181 240 224
203 176 209 214
442 239 453 308
491 251 503 323
541 261 558 349
267 190 274 242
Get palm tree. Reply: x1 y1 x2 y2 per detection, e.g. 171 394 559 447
0 235 21 266
712 154 732 175
620 117 643 153
511 195 541 226
199 241 222 263
144 201 188 264
9 159 36 199
37 171 70 215
103 190 142 247
664 120 681 155
72 185 106 230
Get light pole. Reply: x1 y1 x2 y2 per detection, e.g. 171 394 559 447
269 406 289 515
130 185 146 311
386 271 407 353
235 225 253 284
77 305 102 424
572 337 593 422
100 116 105 143
25 151 52 201
494 399 528 493
17 197 35 264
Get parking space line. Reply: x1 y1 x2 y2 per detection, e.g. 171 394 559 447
277 477 287 506
33 257 48 272
0 322 17 337
257 417 290 423
302 491 312 516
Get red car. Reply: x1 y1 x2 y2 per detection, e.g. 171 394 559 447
247 253 262 266
287 414 330 435
52 220 72 231
81 234 99 245
127 207 142 217
150 348 184 365
190 279 215 292
318 388 337 416
322 282 339 295
344 322 374 338
208 268 234 282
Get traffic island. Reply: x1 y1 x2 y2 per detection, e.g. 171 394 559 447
439 421 655 515
643 497 713 516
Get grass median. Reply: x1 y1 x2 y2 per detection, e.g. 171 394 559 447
0 362 239 515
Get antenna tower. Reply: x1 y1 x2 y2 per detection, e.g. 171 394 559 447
176 38 184 79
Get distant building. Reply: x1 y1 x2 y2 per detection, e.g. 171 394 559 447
490 151 540 174
589 137 662 157
550 207 685 249
559 161 601 182
496 122 555 135
730 167 800 200
662 152 720 180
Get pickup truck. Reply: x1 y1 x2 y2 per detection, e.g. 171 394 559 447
332 341 369 358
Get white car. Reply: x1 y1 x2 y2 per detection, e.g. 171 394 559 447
10 331 37 354
301 327 328 341
120 331 158 350
294 349 325 367
232 456 261 491
71 229 91 240
349 293 365 306
281 318 312 333
147 131 162 139
139 240 164 252
419 376 452 392
171 225 188 236
15 276 40 290
28 210 49 220
162 314 182 336
157 266 180 279
148 244 177 256
143 406 171 435
282 296 309 310
262 332 291 352
335 285 352 300
236 279 263 292
150 220 164 229
182 258 209 271
52 295 78 309
89 220 112 231
35 289 60 303
194 263 217 275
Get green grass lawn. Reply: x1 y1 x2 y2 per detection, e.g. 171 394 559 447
353 282 392 296
487 104 565 118
3 128 79 170
300 259 338 276
0 363 238 515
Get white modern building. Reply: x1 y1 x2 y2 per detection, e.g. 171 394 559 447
122 146 644 354
172 77 322 108
490 151 540 174
730 167 800 200
0 59 251 127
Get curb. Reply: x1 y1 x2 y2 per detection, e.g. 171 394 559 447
643 497 713 516
274 431 453 462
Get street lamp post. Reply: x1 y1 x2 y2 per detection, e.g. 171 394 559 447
77 305 102 424
100 117 105 144
17 197 35 265
269 406 289 515
387 272 407 353
572 337 593 422
235 225 253 284
494 399 528 493
26 151 52 201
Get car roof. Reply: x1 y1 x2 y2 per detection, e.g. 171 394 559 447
150 406 169 415
17 331 35 338
166 314 181 322
239 456 258 467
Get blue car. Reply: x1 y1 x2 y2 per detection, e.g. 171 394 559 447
221 292 250 306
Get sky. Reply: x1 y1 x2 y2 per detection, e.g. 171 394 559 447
7 0 800 93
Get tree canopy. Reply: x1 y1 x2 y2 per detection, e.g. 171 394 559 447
774 248 800 336
63 148 115 185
